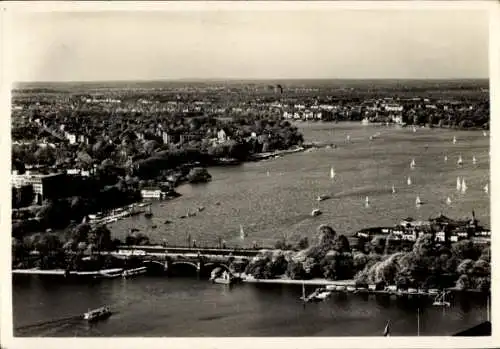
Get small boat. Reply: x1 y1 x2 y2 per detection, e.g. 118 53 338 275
407 176 412 186
83 306 112 322
122 267 147 278
484 184 489 194
410 159 416 169
330 167 336 180
151 225 157 229
179 215 187 219
187 211 196 217
164 220 172 224
453 136 457 144
456 177 462 191
212 271 240 285
457 154 463 166
314 290 332 300
472 155 477 165
197 206 205 212
215 202 221 206
446 197 452 205
415 196 422 207
316 194 331 202
346 135 351 143
311 209 322 217
392 185 396 194
266 170 270 177
413 126 417 133
433 291 451 307
444 155 448 162
365 196 370 208
483 131 488 137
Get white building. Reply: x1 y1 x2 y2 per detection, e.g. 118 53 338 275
141 187 164 200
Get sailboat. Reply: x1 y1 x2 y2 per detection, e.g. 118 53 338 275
346 135 351 143
457 154 463 166
483 131 488 137
456 177 462 191
330 167 336 180
392 184 396 194
365 196 370 208
484 183 489 194
444 155 448 162
461 178 467 193
240 224 247 240
410 158 416 169
472 155 477 165
407 176 412 186
433 291 451 307
413 126 417 133
416 195 422 207
446 197 452 205
383 320 391 337
266 170 270 177
453 136 457 144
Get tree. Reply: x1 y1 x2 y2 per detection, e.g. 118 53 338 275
333 234 351 253
451 240 481 260
296 237 309 250
315 225 336 247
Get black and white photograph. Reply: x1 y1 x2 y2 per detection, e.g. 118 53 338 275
1 1 498 346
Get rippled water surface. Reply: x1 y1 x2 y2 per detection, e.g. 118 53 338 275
109 122 490 247
13 122 490 337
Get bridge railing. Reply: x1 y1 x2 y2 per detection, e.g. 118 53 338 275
116 244 270 253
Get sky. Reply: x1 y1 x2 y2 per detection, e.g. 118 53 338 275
10 8 490 81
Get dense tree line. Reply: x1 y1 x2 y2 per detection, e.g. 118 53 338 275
243 225 490 292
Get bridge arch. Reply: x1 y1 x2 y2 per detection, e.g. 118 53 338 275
204 262 230 272
142 260 165 267
171 261 199 271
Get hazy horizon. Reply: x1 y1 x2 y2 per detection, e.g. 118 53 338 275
11 9 490 82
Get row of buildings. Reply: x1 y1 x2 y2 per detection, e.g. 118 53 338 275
355 214 491 245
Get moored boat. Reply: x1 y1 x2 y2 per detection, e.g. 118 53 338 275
311 209 322 217
316 194 331 202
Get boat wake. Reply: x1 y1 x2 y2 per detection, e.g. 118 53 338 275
15 315 83 333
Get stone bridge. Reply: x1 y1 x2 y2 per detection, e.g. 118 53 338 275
113 245 261 276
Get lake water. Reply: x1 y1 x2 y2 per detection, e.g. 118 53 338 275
12 122 490 337
13 276 489 337
110 122 490 247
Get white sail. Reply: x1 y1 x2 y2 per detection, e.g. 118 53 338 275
416 196 422 206
484 184 489 194
346 135 351 143
446 197 452 205
461 178 467 193
456 176 462 191
453 136 457 144
483 131 488 137
266 170 270 177
365 196 370 207
413 126 417 133
444 155 448 162
472 155 477 165
392 184 396 194
410 159 416 169
240 224 246 239
457 154 463 166
407 176 412 186
330 167 335 180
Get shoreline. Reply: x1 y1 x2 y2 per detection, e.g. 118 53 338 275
243 277 355 286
